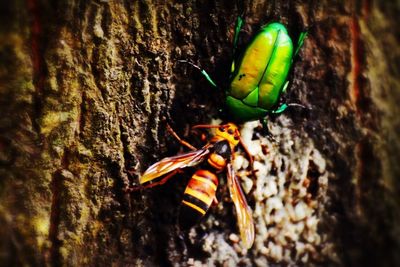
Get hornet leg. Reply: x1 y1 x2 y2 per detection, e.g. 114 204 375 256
213 196 219 205
166 123 197 151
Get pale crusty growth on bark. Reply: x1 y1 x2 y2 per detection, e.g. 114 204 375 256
0 1 399 266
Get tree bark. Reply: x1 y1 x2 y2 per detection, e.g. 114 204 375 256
0 0 399 266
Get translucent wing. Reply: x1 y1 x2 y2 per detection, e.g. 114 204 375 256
140 148 210 184
227 163 255 249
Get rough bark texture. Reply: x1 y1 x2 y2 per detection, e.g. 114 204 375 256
0 0 399 266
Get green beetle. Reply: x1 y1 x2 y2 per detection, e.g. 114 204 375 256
181 16 307 124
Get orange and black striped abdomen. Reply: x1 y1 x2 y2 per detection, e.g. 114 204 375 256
179 170 218 229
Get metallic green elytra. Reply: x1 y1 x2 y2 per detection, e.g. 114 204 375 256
227 22 296 122
180 17 307 123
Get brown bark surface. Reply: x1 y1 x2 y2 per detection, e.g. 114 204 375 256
0 0 399 266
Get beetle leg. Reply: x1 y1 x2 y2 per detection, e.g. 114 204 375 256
232 15 244 57
178 60 219 89
282 81 289 93
294 31 308 57
166 123 197 151
271 103 288 114
287 103 307 109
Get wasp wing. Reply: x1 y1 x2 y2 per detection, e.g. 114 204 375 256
227 163 255 249
140 148 210 184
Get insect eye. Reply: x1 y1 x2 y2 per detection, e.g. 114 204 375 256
228 129 234 134
219 127 225 132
